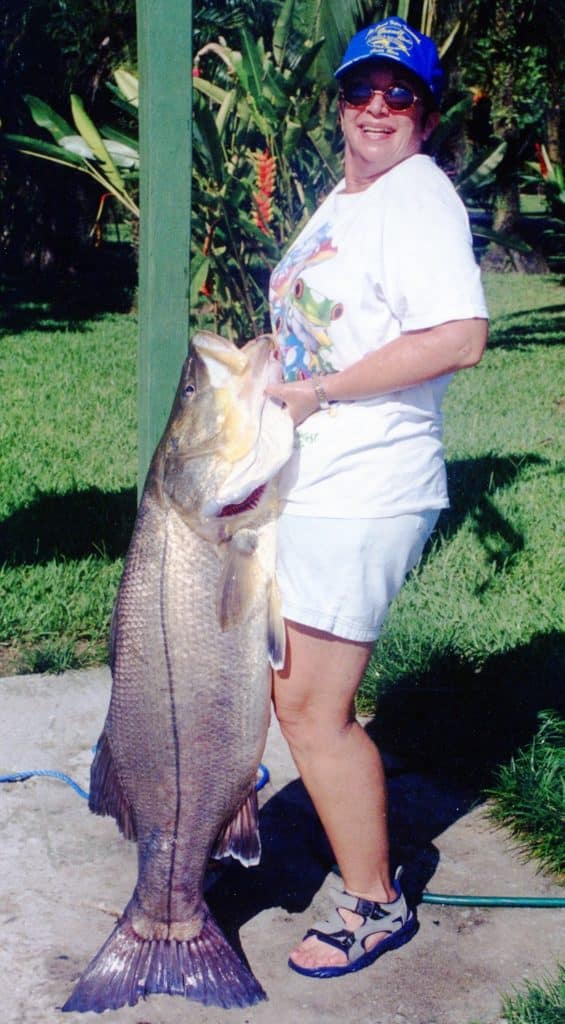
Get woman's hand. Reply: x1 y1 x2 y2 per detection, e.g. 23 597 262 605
265 378 322 427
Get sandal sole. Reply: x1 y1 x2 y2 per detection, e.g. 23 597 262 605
288 912 419 979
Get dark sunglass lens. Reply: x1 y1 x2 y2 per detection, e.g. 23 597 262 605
384 85 415 110
343 82 373 105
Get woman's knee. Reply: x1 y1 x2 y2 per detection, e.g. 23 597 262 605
273 694 353 758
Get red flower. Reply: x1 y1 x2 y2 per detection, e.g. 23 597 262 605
251 149 276 235
535 142 549 179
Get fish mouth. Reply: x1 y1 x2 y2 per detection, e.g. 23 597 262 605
217 483 267 518
202 394 294 520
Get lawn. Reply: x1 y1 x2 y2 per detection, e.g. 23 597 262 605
361 276 563 798
1 275 563 798
0 300 137 672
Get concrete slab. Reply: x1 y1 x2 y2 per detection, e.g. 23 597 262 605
0 668 563 1024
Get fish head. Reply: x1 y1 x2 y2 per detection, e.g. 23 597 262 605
155 331 294 527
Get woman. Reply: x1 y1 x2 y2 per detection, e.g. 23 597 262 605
266 17 488 979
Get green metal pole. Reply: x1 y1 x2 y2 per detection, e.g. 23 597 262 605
136 0 193 497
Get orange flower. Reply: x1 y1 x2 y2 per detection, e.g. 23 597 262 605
251 149 276 235
534 142 548 179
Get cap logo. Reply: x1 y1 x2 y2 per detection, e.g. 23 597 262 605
365 21 419 60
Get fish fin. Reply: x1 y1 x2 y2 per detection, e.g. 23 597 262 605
212 786 261 866
267 578 286 670
218 529 259 631
62 909 266 1012
89 730 137 841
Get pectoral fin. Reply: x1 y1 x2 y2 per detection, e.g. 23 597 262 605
267 579 286 670
218 529 259 631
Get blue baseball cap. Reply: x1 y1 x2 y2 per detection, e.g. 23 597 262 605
334 17 444 107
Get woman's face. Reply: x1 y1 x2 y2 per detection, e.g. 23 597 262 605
338 60 439 192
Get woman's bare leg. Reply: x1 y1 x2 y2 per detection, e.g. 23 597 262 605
273 619 396 970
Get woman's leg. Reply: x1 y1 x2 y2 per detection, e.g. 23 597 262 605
273 619 396 971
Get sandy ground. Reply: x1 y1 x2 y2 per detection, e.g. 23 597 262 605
0 667 563 1024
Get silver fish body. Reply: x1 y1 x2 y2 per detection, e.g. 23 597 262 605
63 332 294 1012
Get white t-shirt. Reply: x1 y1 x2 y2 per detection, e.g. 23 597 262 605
269 154 488 518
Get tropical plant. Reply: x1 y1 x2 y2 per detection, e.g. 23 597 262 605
2 74 139 226
460 0 564 270
190 2 342 339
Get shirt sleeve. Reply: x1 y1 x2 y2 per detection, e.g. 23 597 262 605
381 173 489 332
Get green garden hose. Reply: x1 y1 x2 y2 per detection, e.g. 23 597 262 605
421 892 565 907
331 866 565 908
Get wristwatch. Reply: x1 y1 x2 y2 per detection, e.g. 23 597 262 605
311 376 336 415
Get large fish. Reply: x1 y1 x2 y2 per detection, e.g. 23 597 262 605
63 331 294 1013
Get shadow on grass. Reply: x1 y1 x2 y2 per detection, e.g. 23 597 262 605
206 632 562 950
367 630 564 789
1 453 548 569
0 486 137 565
0 253 136 335
440 452 549 543
488 304 565 349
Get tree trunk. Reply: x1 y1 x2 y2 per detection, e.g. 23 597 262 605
481 0 550 273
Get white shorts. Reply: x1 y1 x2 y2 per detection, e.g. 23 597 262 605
276 511 439 643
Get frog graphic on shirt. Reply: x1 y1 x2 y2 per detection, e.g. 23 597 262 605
270 224 343 381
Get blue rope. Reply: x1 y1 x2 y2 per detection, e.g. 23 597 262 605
0 769 89 800
0 762 270 802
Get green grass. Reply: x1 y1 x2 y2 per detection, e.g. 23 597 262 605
487 710 565 878
0 306 137 671
360 275 563 748
1 278 563 813
500 966 565 1024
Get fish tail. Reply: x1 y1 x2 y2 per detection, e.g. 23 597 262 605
62 910 266 1012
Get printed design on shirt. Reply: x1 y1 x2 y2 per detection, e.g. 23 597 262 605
270 224 344 381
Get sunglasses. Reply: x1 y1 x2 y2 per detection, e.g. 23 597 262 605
340 81 420 111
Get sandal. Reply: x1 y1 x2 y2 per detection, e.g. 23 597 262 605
288 866 418 979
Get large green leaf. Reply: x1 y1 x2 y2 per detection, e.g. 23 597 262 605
23 95 73 143
189 254 211 304
273 0 296 68
192 76 230 106
70 94 127 194
113 68 139 108
427 96 472 156
193 100 225 184
471 226 532 253
457 141 508 193
285 39 327 95
216 91 236 138
235 32 277 131
105 83 139 119
238 30 264 106
100 124 139 149
1 132 87 168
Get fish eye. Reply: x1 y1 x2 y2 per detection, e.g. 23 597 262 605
182 383 196 397
331 302 344 321
294 278 304 299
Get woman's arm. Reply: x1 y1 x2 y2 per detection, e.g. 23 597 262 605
266 317 488 426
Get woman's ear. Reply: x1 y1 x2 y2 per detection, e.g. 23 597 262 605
422 109 440 141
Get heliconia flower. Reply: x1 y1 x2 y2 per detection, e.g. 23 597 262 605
251 149 276 235
534 142 549 179
469 86 488 107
